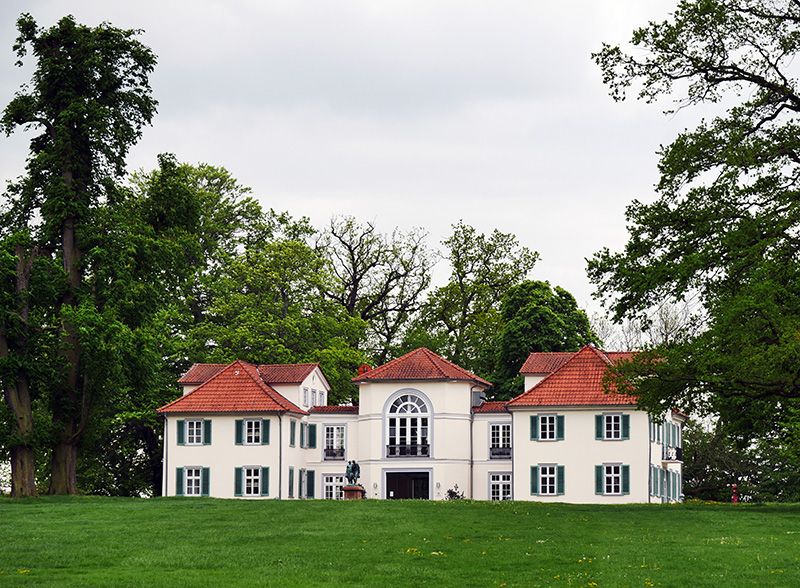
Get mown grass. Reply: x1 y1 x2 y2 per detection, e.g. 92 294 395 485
0 497 798 587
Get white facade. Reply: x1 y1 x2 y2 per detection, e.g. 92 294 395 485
158 347 685 503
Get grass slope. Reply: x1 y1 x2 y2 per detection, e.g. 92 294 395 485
0 497 798 587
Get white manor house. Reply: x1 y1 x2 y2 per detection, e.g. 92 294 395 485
158 346 685 503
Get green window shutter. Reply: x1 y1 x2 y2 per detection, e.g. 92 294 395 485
203 419 212 445
290 420 296 446
234 467 243 496
530 466 539 495
201 467 210 496
556 415 565 440
261 467 269 496
309 424 317 449
622 465 630 495
595 415 603 440
595 465 603 495
175 467 184 496
530 415 538 440
288 467 294 498
263 419 270 445
622 415 630 440
235 420 243 445
556 465 565 495
306 470 315 499
177 420 185 445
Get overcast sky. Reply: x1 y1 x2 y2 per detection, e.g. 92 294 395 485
0 0 687 315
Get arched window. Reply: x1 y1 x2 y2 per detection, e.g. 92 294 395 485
386 393 430 457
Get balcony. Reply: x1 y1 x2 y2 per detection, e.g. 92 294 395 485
386 444 430 458
324 448 345 461
662 445 683 462
489 446 512 459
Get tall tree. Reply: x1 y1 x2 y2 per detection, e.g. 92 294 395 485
490 281 597 399
405 221 537 375
319 216 431 363
1 14 157 494
590 1 800 414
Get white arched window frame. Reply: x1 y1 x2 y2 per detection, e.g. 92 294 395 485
384 389 433 458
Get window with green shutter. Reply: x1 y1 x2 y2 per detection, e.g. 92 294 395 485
175 467 184 496
201 467 210 496
203 419 212 445
263 419 270 445
308 424 317 449
556 465 565 495
261 467 269 496
530 466 539 495
288 467 294 498
530 415 538 440
235 420 243 445
556 415 565 440
290 420 296 446
306 470 315 499
234 467 243 496
177 420 186 445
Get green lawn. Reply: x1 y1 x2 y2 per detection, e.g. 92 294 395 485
0 497 798 587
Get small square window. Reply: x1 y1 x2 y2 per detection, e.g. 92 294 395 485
186 420 203 445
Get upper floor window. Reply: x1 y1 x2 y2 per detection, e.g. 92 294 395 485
235 419 270 446
596 414 630 440
177 419 211 446
312 389 318 406
386 393 430 458
303 387 309 407
489 423 512 459
530 414 564 441
324 425 345 460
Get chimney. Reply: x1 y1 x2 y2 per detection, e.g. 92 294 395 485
358 364 371 376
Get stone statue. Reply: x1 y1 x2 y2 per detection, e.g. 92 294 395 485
345 460 361 485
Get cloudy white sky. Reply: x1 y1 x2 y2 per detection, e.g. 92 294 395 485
0 0 688 315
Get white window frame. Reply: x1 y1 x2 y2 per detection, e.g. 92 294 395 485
324 425 346 460
489 473 512 501
244 419 261 445
385 391 431 458
539 464 558 496
604 414 622 440
186 420 203 445
323 475 345 500
312 389 318 406
490 423 511 448
243 467 261 497
604 464 623 495
303 387 309 407
319 392 325 406
539 415 557 441
185 467 202 496
301 422 309 448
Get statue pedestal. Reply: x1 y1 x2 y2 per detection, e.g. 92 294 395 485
343 485 365 499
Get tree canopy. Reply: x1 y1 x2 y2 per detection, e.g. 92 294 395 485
590 1 800 444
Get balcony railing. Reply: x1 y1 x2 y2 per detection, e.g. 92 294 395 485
386 444 430 458
489 446 512 459
662 445 683 462
324 447 345 461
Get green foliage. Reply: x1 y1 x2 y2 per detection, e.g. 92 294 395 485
590 1 800 440
2 497 800 585
490 281 597 399
406 221 538 376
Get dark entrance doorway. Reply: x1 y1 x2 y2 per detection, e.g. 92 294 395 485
386 472 429 499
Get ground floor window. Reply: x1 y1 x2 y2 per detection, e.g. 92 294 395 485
530 465 564 496
490 473 512 501
234 466 269 497
596 464 630 495
175 466 209 496
324 475 346 500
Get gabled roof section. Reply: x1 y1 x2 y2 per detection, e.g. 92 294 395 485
158 361 307 414
519 352 573 375
473 401 509 414
177 363 227 384
508 345 637 407
257 363 321 385
352 347 491 388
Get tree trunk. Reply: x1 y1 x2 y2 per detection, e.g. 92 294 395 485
9 445 38 498
48 434 79 495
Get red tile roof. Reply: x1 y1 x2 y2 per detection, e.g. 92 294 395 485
519 353 573 374
178 363 227 384
508 346 637 407
473 401 509 413
257 363 320 384
158 361 307 414
352 348 491 387
309 405 359 414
